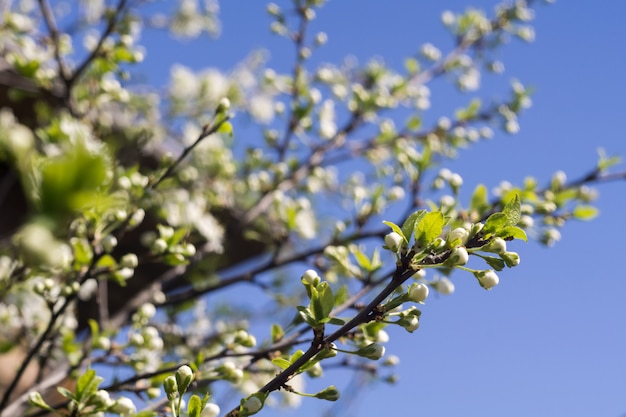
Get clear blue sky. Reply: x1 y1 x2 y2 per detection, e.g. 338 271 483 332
139 1 626 416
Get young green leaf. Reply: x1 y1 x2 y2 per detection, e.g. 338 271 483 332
572 205 599 220
188 394 203 417
401 210 426 243
76 369 103 402
415 211 445 246
496 226 528 242
502 194 521 226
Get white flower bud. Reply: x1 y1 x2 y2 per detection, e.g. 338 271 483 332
152 239 168 254
101 235 117 253
449 173 463 188
384 232 404 252
448 246 469 266
120 253 138 268
241 396 263 415
485 237 507 254
175 365 194 393
302 269 320 285
434 277 455 295
476 270 499 290
92 390 114 408
448 227 469 246
407 283 429 303
519 215 534 228
402 315 420 333
383 355 400 366
111 397 136 416
138 303 156 319
217 97 231 112
201 403 221 417
129 209 145 226
94 336 111 351
163 375 178 399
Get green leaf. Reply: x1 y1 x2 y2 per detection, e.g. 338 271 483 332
290 350 304 364
317 282 335 319
496 226 528 242
188 394 203 417
163 253 189 266
401 210 426 243
76 369 102 402
217 121 234 137
597 148 621 171
56 386 76 401
483 212 507 235
70 237 94 268
502 194 521 226
415 211 445 246
383 221 407 243
271 357 291 370
39 142 110 219
334 284 349 306
169 227 190 246
572 205 599 220
455 98 482 121
325 317 346 326
351 247 372 271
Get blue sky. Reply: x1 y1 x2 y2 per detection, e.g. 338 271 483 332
139 1 626 416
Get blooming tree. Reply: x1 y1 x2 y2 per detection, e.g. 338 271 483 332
0 1 623 417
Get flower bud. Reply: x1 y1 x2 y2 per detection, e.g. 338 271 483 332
120 253 138 269
129 209 145 227
357 343 385 360
315 385 340 401
163 375 178 400
306 361 323 378
501 251 520 267
138 303 156 319
234 330 257 348
383 355 400 366
241 395 263 415
28 391 48 409
399 315 420 333
152 238 168 254
147 387 161 399
113 210 127 222
94 336 111 351
484 237 507 254
384 232 404 253
111 397 136 416
175 365 194 394
475 270 499 290
201 403 221 417
216 97 231 113
91 390 114 408
447 246 469 266
101 235 117 253
433 277 455 295
519 215 534 228
301 269 320 285
447 227 469 246
407 283 429 303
